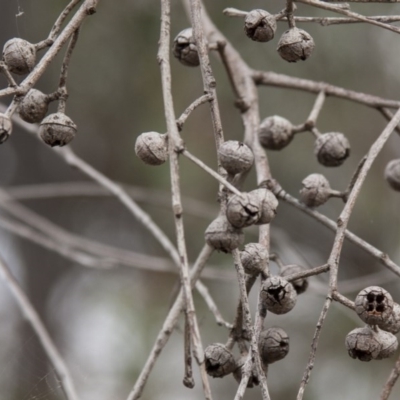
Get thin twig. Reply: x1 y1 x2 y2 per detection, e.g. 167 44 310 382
380 353 400 400
0 255 79 400
332 291 355 310
177 94 213 131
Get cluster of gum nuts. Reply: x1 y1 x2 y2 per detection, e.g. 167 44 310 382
204 242 309 386
173 9 315 65
347 286 400 362
0 38 77 147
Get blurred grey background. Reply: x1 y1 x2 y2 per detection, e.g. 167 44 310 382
0 0 399 399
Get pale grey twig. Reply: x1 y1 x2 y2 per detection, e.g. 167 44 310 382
177 94 213 131
380 352 400 400
0 254 79 400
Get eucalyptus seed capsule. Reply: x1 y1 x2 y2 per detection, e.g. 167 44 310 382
260 276 297 315
135 131 168 166
259 327 289 364
277 28 314 63
3 38 36 75
18 89 49 123
314 132 350 167
218 140 254 175
259 116 294 150
173 28 199 67
355 286 394 327
205 215 244 253
0 113 12 144
250 188 278 225
39 113 77 147
204 343 237 378
384 159 400 191
240 243 269 276
226 192 260 229
299 174 331 208
280 264 309 295
244 9 277 43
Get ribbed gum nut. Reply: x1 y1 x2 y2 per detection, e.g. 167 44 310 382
299 173 331 208
39 113 77 147
250 188 278 225
380 303 400 334
345 326 398 361
205 215 244 253
244 9 277 43
277 28 315 63
259 116 294 150
314 132 350 167
233 356 264 388
0 113 12 144
259 327 289 364
280 264 309 295
3 38 36 75
355 286 394 326
226 192 260 229
173 28 200 67
218 140 254 176
384 159 400 191
240 243 269 276
204 343 237 378
18 89 49 123
135 132 168 166
260 276 297 315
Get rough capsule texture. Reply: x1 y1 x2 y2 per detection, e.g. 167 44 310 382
18 89 49 123
204 343 237 378
259 327 289 364
233 356 265 388
205 215 244 253
240 243 269 276
299 173 331 208
0 113 12 144
277 28 314 63
39 113 77 147
226 192 261 229
280 264 309 295
355 286 394 327
259 116 294 150
135 132 168 166
384 159 400 191
218 140 254 175
3 38 36 75
251 188 278 225
346 326 398 362
244 9 277 42
173 28 200 67
314 132 350 167
380 303 400 334
260 276 297 315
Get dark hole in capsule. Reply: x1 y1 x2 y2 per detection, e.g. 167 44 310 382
368 304 374 311
367 293 375 302
376 304 385 312
267 287 282 301
376 294 385 303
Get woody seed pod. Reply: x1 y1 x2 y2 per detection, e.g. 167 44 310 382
205 215 244 253
259 327 289 364
345 325 398 362
204 343 237 378
299 173 331 208
250 188 278 225
135 132 168 166
218 140 254 175
0 113 12 144
240 243 269 276
259 116 294 150
18 89 49 123
244 9 277 43
355 286 394 326
3 38 36 75
280 264 309 295
233 356 265 388
277 28 315 63
226 192 261 229
314 132 350 167
380 303 400 334
384 159 400 191
39 113 77 147
260 276 297 315
173 28 200 67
